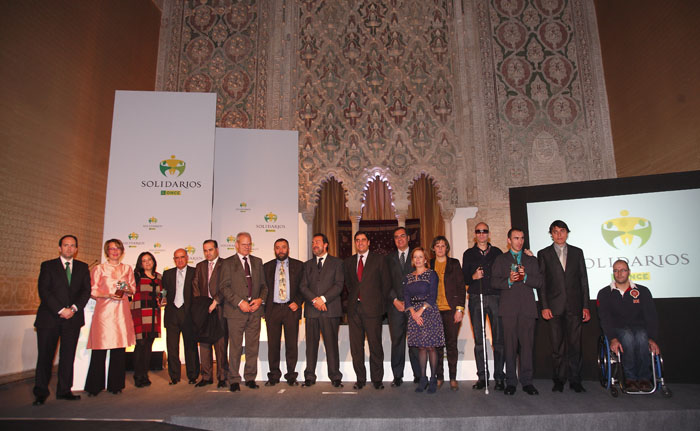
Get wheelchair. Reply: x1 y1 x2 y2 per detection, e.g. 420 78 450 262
597 335 672 398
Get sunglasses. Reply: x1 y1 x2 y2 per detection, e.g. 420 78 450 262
475 229 489 234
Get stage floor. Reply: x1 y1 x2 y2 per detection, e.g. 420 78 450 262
1 369 699 431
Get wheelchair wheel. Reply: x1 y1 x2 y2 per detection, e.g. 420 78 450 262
610 386 619 398
597 336 612 389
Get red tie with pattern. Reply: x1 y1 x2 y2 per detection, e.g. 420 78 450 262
357 255 364 301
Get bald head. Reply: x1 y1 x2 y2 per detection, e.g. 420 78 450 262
173 248 188 269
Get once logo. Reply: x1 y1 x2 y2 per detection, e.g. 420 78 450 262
159 155 186 177
601 210 652 249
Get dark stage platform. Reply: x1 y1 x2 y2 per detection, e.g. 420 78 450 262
1 369 699 431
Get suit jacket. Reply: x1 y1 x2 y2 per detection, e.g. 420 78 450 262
162 265 195 328
344 251 391 317
263 257 303 320
537 244 590 315
429 257 466 311
299 254 344 318
192 258 225 304
219 254 268 318
491 251 542 319
386 248 413 305
35 258 91 329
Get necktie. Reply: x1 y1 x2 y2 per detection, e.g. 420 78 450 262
174 269 184 308
317 257 323 271
243 256 253 298
207 261 214 298
357 255 364 282
279 263 287 302
557 248 566 270
400 251 406 268
65 261 71 285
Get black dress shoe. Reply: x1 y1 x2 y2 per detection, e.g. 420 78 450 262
391 378 403 387
57 393 81 400
188 378 197 384
287 379 299 386
504 385 516 395
373 382 384 390
87 391 99 397
265 380 278 386
552 381 564 392
353 382 365 390
413 377 420 384
472 380 486 390
134 381 144 388
195 379 213 387
230 383 240 392
495 380 505 391
32 395 47 406
523 385 539 395
302 379 315 387
109 389 122 395
217 380 227 388
169 379 179 385
332 380 343 388
570 382 586 393
245 381 259 389
143 379 152 387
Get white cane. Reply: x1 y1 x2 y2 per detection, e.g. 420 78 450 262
479 276 489 395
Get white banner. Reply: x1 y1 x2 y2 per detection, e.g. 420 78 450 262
211 128 299 260
76 91 217 390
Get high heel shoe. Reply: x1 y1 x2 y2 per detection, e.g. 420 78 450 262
415 376 428 393
427 377 438 394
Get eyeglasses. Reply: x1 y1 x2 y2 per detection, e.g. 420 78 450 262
475 229 489 234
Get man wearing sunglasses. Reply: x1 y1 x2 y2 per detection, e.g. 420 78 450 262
462 222 505 391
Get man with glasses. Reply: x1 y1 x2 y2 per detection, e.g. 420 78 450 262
462 222 505 391
597 260 659 392
219 232 267 392
386 227 421 386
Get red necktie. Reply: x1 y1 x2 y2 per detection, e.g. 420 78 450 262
357 255 364 301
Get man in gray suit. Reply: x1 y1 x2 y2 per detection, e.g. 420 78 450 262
299 233 344 387
537 220 590 393
492 228 542 396
219 232 267 392
386 226 420 386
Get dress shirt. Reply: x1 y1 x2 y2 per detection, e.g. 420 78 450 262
356 251 369 272
316 253 328 303
174 267 185 308
59 256 77 312
553 243 568 270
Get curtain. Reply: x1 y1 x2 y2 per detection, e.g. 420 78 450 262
408 174 445 253
361 176 395 221
312 177 349 256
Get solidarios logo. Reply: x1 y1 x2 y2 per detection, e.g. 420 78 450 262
185 246 196 256
125 231 144 248
141 155 202 194
154 242 162 248
160 155 185 177
264 212 278 223
144 216 162 230
601 210 652 249
149 217 158 223
236 202 251 212
128 232 139 240
257 212 285 232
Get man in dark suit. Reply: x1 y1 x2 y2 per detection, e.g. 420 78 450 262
219 232 267 392
537 220 591 393
33 235 91 405
263 238 303 386
344 231 391 390
385 226 420 387
492 228 542 396
191 239 230 388
162 248 199 385
299 233 344 387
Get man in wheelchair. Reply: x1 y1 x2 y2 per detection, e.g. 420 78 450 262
597 260 659 392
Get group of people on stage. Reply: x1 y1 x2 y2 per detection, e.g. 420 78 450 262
32 221 660 405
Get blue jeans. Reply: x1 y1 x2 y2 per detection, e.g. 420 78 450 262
615 327 652 381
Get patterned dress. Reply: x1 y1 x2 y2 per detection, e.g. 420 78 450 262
404 269 445 348
130 273 162 340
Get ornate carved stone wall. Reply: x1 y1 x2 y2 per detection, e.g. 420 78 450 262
157 0 270 128
157 0 616 245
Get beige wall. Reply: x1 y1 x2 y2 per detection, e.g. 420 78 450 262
0 1 161 314
595 0 700 177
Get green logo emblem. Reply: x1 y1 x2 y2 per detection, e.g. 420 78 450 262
148 217 158 223
128 232 139 240
153 242 161 248
240 202 247 208
601 210 652 249
264 212 278 223
226 235 236 243
159 155 186 177
185 246 195 255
